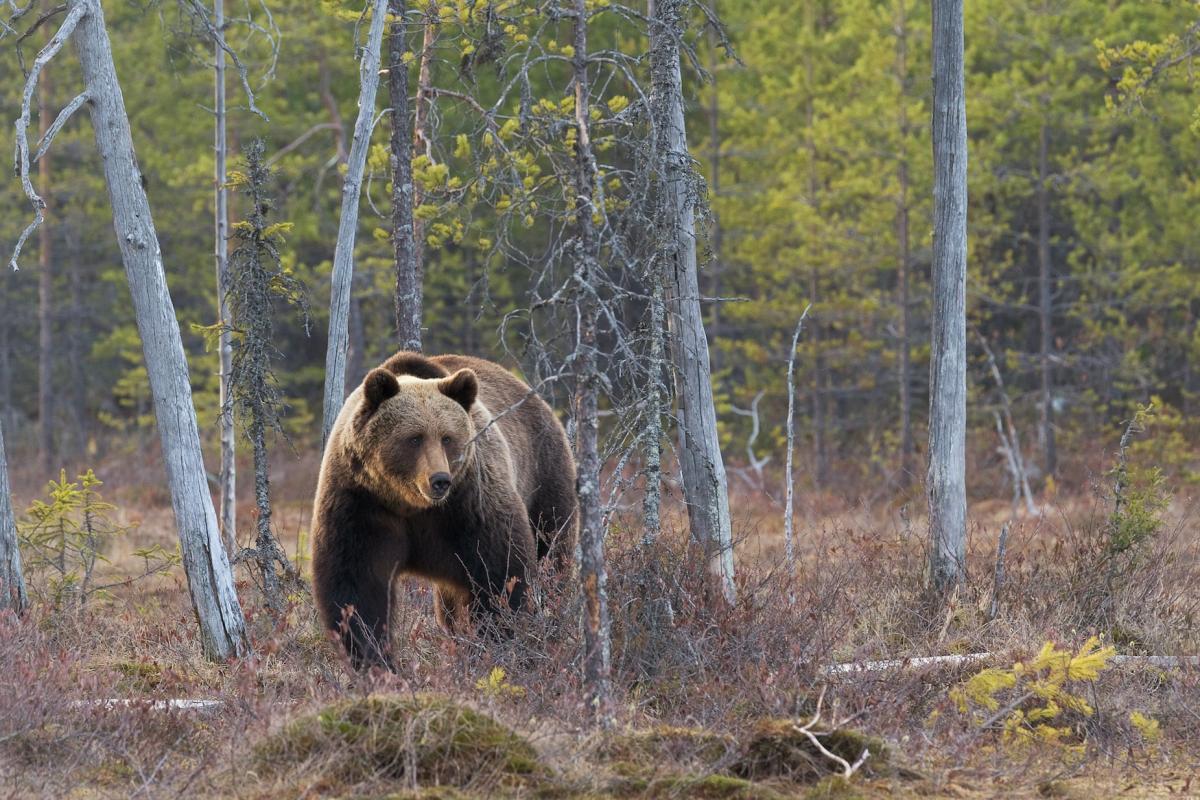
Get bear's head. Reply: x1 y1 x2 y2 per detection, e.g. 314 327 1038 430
350 366 480 512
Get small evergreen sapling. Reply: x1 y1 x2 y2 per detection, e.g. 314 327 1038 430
225 139 309 614
18 469 177 607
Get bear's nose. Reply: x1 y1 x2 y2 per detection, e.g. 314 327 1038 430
429 472 452 499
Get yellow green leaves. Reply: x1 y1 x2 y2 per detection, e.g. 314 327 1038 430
454 134 471 160
952 638 1117 750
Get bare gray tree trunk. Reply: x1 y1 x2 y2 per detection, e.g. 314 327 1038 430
0 420 27 613
928 0 968 594
71 0 248 659
784 307 810 567
322 0 389 443
649 0 736 606
214 0 237 553
388 0 421 351
1037 121 1056 478
572 0 612 727
641 280 666 546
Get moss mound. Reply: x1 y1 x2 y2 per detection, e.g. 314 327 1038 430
254 695 543 791
602 725 736 767
731 719 890 783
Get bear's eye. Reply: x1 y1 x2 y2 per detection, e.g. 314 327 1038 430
441 435 453 447
407 434 423 447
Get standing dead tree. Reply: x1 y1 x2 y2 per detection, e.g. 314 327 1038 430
225 140 308 614
322 0 389 443
214 0 237 554
649 0 736 606
0 419 27 614
928 0 969 595
784 305 812 568
388 0 421 351
977 334 1038 517
5 0 249 660
173 0 280 555
570 0 612 727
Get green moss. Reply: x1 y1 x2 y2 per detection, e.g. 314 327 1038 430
605 770 787 800
732 719 890 783
254 695 545 791
804 775 867 799
601 725 736 767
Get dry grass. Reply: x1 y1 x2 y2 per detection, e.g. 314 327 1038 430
0 448 1196 798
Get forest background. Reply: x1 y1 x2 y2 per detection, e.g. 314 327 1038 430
4 0 1199 505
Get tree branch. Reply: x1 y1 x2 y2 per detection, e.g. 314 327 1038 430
9 0 86 271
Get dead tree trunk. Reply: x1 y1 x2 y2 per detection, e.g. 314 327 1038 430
214 0 237 553
649 0 736 606
641 279 666 546
70 0 248 659
1037 121 1056 478
571 0 612 727
928 0 968 595
388 0 421 351
322 0 389 443
0 420 27 614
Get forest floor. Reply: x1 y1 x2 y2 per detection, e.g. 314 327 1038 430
0 449 1197 798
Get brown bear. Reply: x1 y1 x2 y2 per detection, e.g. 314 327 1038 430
311 351 577 669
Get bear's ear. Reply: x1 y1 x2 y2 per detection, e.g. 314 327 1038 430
361 368 400 416
438 368 478 411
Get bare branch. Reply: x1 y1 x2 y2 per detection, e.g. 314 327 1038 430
32 89 89 163
180 0 270 120
789 687 870 779
9 0 86 271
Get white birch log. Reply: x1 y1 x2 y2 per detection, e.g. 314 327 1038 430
928 0 968 594
649 0 736 606
322 0 389 443
70 0 248 660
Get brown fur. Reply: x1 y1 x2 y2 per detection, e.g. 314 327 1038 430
311 352 578 669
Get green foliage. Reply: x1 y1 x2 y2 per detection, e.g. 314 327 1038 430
1107 405 1169 557
952 638 1116 750
17 470 177 607
4 0 1200 486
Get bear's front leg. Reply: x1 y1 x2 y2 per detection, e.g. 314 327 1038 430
458 503 538 634
312 492 407 670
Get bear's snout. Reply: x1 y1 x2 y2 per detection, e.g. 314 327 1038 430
429 472 452 499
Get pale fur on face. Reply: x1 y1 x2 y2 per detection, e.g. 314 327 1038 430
350 373 479 513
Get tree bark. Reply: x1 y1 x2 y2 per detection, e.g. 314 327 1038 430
1037 121 1056 478
322 0 389 443
38 56 54 477
389 0 421 351
896 0 915 488
649 0 736 607
214 0 237 553
928 0 968 594
641 278 666 546
572 0 612 727
0 272 10 435
0 419 27 613
70 0 248 659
